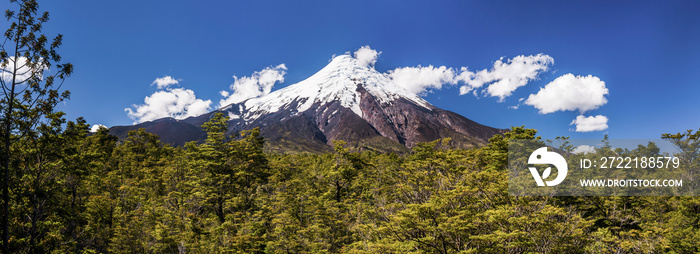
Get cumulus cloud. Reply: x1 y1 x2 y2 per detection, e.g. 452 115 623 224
388 65 457 95
354 45 380 68
125 78 212 124
570 115 608 132
524 74 608 114
572 144 596 154
458 54 553 101
387 54 552 99
90 124 107 133
151 76 179 89
1 56 46 85
218 64 287 108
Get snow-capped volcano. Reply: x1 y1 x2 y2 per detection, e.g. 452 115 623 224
225 54 431 121
110 53 504 153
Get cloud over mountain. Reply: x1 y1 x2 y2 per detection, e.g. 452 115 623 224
354 45 381 68
125 77 212 124
218 64 287 108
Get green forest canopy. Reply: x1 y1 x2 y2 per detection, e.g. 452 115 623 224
2 111 700 253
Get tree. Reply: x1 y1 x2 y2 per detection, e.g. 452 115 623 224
1 0 73 251
182 113 271 252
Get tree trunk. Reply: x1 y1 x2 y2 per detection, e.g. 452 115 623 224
2 41 19 254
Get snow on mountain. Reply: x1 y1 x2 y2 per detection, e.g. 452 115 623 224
224 54 432 122
110 52 504 152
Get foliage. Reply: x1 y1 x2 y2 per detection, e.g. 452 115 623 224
0 111 695 253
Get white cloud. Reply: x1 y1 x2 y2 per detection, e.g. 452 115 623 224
125 87 212 124
218 64 287 108
572 144 596 154
456 67 476 95
388 65 457 95
387 54 552 98
524 74 608 114
151 76 179 89
90 124 107 132
0 56 45 85
458 54 553 101
354 45 380 68
508 98 526 109
570 115 608 132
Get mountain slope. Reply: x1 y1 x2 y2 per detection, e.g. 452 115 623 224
110 54 505 152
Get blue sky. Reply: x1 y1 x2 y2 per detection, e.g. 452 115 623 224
11 0 700 140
